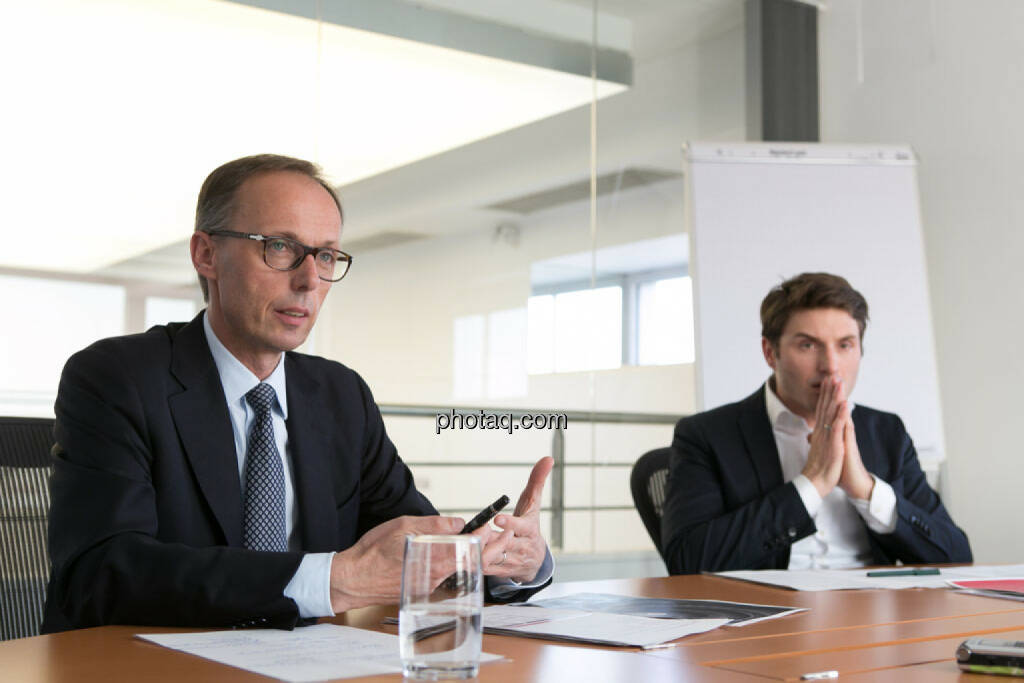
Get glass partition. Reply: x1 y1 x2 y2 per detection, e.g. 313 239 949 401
1 0 748 576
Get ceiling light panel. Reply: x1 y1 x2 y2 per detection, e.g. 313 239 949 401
0 0 627 273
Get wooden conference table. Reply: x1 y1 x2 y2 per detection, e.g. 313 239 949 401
3 573 1023 682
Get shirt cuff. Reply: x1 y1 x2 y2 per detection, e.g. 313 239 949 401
487 546 554 598
283 552 336 619
850 474 898 534
791 474 823 519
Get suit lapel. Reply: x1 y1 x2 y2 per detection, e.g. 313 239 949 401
737 386 785 492
167 313 244 546
850 406 877 476
285 355 337 552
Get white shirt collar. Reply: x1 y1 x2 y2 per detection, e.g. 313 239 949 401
764 379 790 428
202 311 288 419
764 379 853 434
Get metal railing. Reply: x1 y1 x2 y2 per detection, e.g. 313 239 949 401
379 404 681 549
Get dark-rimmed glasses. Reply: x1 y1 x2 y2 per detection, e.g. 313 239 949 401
208 230 352 282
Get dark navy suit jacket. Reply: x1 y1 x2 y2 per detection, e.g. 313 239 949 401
44 312 543 632
661 386 972 575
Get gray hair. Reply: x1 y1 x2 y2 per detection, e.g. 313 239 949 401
194 154 343 301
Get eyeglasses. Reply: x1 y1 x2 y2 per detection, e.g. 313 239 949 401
208 230 353 282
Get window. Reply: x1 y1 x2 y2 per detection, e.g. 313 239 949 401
0 275 125 416
526 236 692 374
528 286 623 374
526 274 694 374
487 308 528 397
144 296 198 329
452 308 529 400
452 315 486 400
636 276 695 365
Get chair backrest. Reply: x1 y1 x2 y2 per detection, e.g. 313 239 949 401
0 416 56 640
630 446 672 557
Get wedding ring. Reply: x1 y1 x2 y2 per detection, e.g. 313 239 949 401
823 424 832 432
497 551 507 566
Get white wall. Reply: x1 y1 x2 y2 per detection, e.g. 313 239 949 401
819 1 1024 563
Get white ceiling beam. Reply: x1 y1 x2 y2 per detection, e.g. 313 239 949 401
227 0 633 85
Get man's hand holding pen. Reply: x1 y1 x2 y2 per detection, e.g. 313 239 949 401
329 456 553 612
468 456 553 583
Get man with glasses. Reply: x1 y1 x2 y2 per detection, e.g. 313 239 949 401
44 154 553 632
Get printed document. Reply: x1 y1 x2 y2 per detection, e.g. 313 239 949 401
525 592 805 626
481 605 728 648
137 623 502 682
716 564 1024 591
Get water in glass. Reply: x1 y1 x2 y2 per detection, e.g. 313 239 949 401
399 535 482 679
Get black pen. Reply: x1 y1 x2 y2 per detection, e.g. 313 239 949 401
460 495 509 534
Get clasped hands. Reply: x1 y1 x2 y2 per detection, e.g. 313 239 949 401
329 456 553 613
801 374 875 502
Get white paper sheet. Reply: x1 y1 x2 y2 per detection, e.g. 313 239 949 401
137 623 503 682
481 605 729 648
715 564 1024 591
483 605 584 628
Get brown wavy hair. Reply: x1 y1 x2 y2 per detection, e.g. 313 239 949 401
760 272 869 348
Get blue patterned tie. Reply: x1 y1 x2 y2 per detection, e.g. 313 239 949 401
243 383 287 551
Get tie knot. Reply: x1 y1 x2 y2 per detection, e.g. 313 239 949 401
245 383 277 414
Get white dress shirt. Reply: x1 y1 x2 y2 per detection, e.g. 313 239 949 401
204 314 335 617
203 314 551 617
764 383 898 569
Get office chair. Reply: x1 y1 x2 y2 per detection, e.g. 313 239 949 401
0 416 56 640
630 446 672 558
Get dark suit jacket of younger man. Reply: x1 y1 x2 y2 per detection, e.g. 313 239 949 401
44 313 545 632
661 386 972 575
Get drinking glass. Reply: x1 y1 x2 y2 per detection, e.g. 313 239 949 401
399 535 483 679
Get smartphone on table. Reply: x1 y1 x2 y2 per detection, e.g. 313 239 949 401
957 638 1024 676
